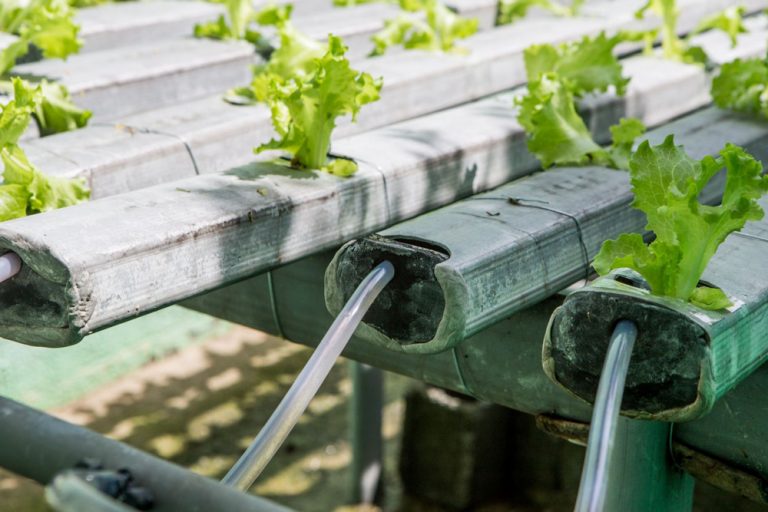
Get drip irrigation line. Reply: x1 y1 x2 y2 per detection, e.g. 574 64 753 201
222 261 395 491
507 197 591 284
734 231 768 244
266 270 286 340
575 320 638 512
90 122 201 175
451 346 475 397
329 151 393 223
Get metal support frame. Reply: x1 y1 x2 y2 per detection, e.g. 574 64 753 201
349 362 384 505
598 418 694 511
0 397 291 512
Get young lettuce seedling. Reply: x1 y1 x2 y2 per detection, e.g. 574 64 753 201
497 0 583 26
0 78 89 221
516 33 646 169
370 0 478 56
634 1 747 64
194 0 262 43
594 137 768 310
226 4 326 105
0 0 91 135
257 35 382 176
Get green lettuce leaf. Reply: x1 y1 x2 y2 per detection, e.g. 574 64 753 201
497 0 582 25
689 6 747 48
193 0 263 42
0 78 90 135
257 35 382 175
516 73 603 168
593 137 768 309
224 4 326 105
0 78 88 221
603 118 647 171
711 57 768 118
516 33 644 169
635 1 747 64
32 80 91 135
370 0 477 56
524 32 629 96
0 0 81 75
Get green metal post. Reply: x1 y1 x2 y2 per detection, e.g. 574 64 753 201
349 362 384 505
604 418 694 511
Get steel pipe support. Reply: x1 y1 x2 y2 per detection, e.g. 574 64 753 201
0 397 291 512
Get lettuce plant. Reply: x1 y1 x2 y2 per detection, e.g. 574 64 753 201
370 0 478 56
194 0 261 43
516 33 646 169
634 1 747 64
0 0 81 75
594 137 768 310
257 35 382 176
0 78 89 221
0 0 90 135
711 56 768 118
226 4 326 105
497 0 583 26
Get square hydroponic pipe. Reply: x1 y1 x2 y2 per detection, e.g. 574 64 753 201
75 1 222 53
24 17 766 203
543 209 768 422
324 106 768 355
11 39 253 122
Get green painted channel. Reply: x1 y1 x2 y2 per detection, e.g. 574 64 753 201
0 306 233 410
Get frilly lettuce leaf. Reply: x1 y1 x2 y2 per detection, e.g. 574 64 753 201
0 77 91 135
711 56 768 118
193 0 263 42
516 73 602 168
225 4 326 105
594 137 768 309
0 78 89 221
524 32 629 96
516 32 645 169
0 0 81 75
32 80 91 135
689 6 747 48
635 1 747 65
370 0 477 56
256 35 382 175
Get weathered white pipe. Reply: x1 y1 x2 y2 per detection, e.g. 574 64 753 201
575 320 638 512
222 261 395 491
0 253 22 284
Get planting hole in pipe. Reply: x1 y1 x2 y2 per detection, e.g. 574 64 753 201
547 272 711 414
335 236 449 345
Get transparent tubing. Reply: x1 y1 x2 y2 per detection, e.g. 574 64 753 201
222 261 395 491
0 253 21 283
574 320 638 512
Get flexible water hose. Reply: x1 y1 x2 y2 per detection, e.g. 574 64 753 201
222 261 395 491
574 320 638 512
0 252 21 283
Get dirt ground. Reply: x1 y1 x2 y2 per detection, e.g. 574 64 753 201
0 326 415 511
1 325 765 512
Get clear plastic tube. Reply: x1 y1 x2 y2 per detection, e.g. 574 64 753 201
222 261 395 491
0 252 21 283
574 320 638 512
